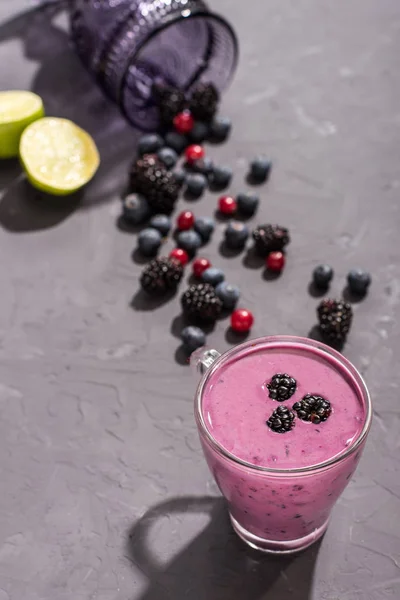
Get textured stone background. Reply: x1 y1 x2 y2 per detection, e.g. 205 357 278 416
0 1 400 599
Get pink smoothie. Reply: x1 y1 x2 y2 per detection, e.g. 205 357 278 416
198 339 370 550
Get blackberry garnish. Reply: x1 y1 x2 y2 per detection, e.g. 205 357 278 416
130 154 180 214
317 299 353 345
293 394 332 424
140 257 183 295
152 84 187 126
181 283 223 322
252 224 290 256
188 82 220 122
267 374 297 401
267 406 295 434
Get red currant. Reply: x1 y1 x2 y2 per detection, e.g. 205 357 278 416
192 257 211 278
177 210 195 230
185 144 205 165
169 248 189 267
218 195 237 215
173 110 194 134
266 251 285 272
231 309 254 333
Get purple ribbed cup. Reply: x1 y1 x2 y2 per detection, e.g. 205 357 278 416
69 0 238 130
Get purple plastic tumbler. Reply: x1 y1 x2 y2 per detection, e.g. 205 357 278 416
69 0 238 130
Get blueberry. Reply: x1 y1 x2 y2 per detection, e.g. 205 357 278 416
173 168 187 187
313 264 334 289
137 228 162 256
237 192 259 216
189 122 209 143
209 116 232 142
194 216 215 242
215 282 240 309
347 269 371 295
157 147 178 169
138 133 163 156
191 157 214 177
225 221 249 249
181 326 206 353
202 267 225 286
164 131 188 154
186 173 207 197
122 193 151 224
149 214 172 236
250 157 272 182
176 230 202 254
210 165 232 189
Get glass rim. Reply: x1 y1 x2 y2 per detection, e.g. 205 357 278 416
194 335 372 475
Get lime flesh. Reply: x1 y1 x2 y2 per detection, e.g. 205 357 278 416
0 90 45 158
19 117 100 196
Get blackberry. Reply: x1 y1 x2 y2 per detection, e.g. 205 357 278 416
252 224 290 256
267 406 295 434
188 82 220 122
140 257 183 295
293 394 332 424
266 374 297 401
181 283 223 322
130 154 180 214
152 84 186 126
317 299 353 345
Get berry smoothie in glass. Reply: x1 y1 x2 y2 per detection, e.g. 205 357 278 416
193 336 372 553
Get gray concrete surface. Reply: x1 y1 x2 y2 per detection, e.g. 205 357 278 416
1 1 400 599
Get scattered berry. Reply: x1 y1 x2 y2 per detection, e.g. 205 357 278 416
140 257 183 295
181 283 223 321
185 144 205 165
218 195 237 215
173 110 194 134
149 214 172 236
250 157 272 182
177 210 195 231
202 267 225 286
189 122 209 143
194 216 215 241
153 84 186 126
189 82 219 122
313 264 334 289
138 227 163 256
252 224 290 256
231 308 254 333
267 406 295 434
317 299 353 345
157 147 178 169
266 374 297 401
210 165 233 189
266 251 285 272
347 269 371 295
237 192 259 217
176 230 202 254
192 257 211 278
215 282 240 310
209 116 232 142
130 154 179 214
185 173 207 197
169 248 189 266
138 133 163 156
164 131 188 154
191 157 214 176
225 221 249 249
172 168 186 186
181 326 206 353
293 395 332 424
122 193 151 224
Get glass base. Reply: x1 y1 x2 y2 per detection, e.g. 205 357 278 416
230 514 329 554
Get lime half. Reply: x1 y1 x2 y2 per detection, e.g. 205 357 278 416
20 117 100 196
0 90 45 158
